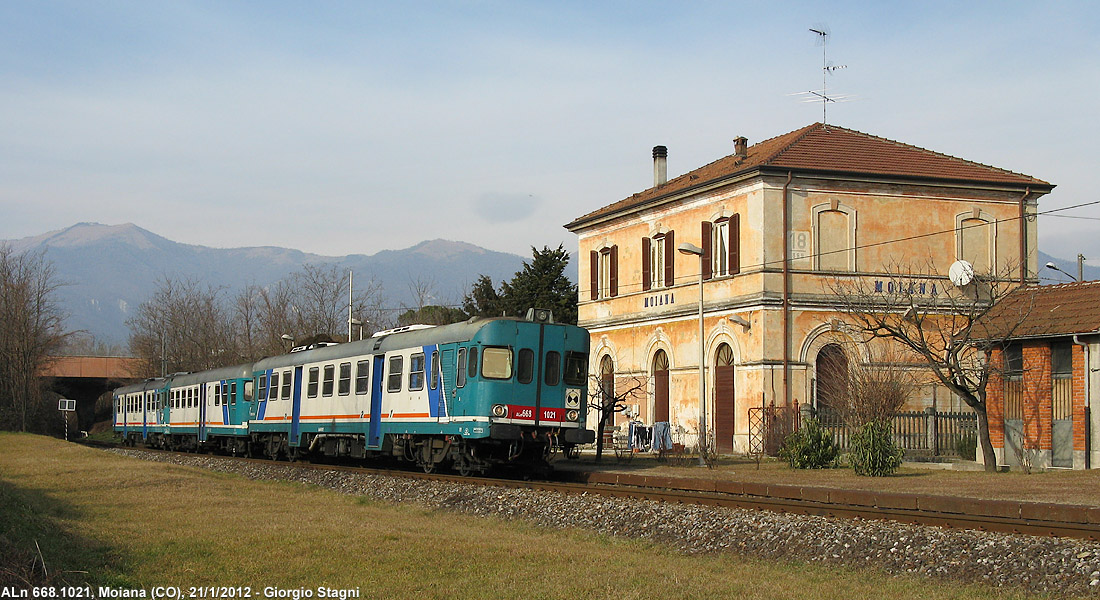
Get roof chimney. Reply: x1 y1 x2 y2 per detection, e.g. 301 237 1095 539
733 136 748 159
653 145 667 187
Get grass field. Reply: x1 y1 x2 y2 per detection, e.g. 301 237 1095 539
0 433 1052 599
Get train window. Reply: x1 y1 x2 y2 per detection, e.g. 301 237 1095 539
563 352 587 385
409 353 425 391
387 356 403 393
308 367 320 398
468 348 479 379
244 380 253 402
282 370 292 400
482 347 513 380
517 348 534 384
259 375 268 401
323 365 335 397
338 362 352 396
229 381 236 405
355 360 370 394
457 348 467 388
430 352 439 390
544 351 561 386
214 384 220 407
269 372 280 401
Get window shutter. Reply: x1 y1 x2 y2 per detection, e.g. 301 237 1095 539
609 245 619 297
641 237 651 291
730 214 741 275
589 250 599 300
701 222 713 280
664 230 675 286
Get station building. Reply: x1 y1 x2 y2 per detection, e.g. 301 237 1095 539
565 122 1053 453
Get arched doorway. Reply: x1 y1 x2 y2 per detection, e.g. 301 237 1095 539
815 343 848 415
713 343 735 453
653 350 669 423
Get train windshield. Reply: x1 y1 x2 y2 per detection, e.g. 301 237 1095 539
563 352 587 385
481 347 513 380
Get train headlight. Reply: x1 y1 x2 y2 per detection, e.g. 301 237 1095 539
566 409 579 422
491 404 508 418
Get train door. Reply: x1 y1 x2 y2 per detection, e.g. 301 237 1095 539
534 323 566 425
369 355 384 448
427 346 448 423
142 391 149 441
439 349 456 417
199 384 208 443
290 366 303 448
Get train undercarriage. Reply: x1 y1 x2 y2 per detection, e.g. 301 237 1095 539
120 426 584 477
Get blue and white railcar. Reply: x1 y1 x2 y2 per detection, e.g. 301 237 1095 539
159 364 255 453
113 377 168 446
248 312 594 472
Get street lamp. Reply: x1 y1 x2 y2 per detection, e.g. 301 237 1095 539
677 242 707 466
1045 262 1079 282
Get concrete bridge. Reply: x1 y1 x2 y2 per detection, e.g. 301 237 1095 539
42 356 143 431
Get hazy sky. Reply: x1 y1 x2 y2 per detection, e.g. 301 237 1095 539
2 1 1098 263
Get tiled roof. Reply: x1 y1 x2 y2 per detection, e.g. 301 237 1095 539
566 123 1052 230
975 280 1100 341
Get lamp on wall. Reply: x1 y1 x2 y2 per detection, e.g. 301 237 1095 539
678 242 707 465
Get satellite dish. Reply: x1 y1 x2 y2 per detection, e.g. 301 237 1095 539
948 260 974 287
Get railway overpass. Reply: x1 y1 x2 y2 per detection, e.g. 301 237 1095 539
41 356 142 431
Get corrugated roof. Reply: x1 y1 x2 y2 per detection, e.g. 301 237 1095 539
566 123 1052 230
975 280 1100 341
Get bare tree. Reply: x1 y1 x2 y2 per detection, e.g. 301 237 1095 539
817 340 919 427
587 361 647 462
127 277 239 377
0 246 69 432
829 261 1032 471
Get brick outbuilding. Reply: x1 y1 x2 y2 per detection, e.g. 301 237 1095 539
980 281 1100 469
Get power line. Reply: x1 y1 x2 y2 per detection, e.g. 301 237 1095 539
583 199 1100 295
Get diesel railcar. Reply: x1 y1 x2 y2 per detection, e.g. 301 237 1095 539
114 311 595 473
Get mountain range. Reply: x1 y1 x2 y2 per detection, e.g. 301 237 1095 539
5 223 542 346
3 222 1092 349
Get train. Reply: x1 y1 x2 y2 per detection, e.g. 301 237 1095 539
113 309 595 474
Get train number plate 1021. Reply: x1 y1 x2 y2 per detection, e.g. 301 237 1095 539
507 406 564 422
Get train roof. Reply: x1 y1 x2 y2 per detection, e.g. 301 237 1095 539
253 316 520 371
170 364 254 386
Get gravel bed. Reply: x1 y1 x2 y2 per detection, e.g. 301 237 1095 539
109 449 1100 596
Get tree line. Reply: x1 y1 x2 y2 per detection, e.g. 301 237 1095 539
128 244 577 378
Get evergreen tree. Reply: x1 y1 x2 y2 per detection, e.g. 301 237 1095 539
461 274 504 318
500 245 578 325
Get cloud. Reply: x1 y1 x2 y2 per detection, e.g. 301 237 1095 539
471 192 543 224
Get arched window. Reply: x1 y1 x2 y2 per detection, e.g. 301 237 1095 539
599 355 615 406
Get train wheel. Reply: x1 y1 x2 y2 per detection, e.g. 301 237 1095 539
563 445 580 460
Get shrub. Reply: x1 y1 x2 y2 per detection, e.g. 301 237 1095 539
849 420 903 476
955 430 977 460
779 418 839 469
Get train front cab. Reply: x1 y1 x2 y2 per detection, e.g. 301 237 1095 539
450 314 595 468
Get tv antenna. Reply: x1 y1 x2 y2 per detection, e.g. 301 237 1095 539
791 26 852 124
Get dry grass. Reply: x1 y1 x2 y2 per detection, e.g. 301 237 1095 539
565 453 1100 506
0 433 1054 599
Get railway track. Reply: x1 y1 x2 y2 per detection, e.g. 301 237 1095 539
85 439 1100 542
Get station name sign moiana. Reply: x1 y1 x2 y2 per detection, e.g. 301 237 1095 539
874 279 942 296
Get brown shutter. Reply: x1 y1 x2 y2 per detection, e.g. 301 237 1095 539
664 230 674 286
641 237 651 291
730 214 740 275
701 222 713 280
609 245 618 297
589 250 599 300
